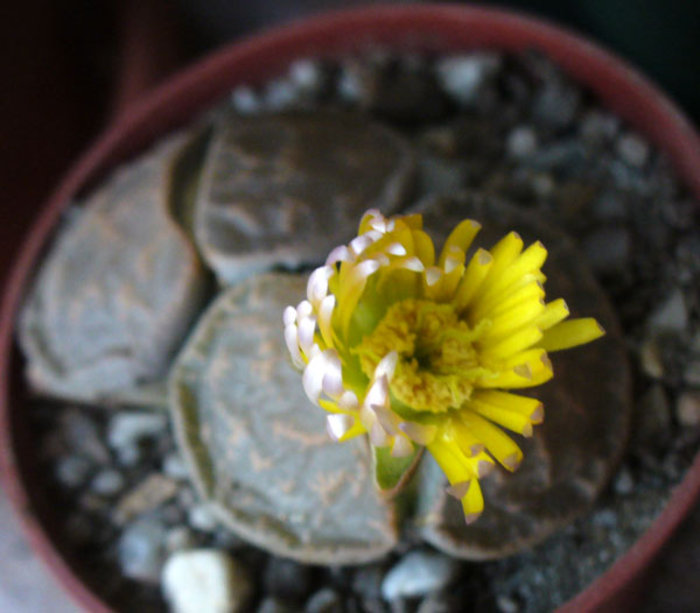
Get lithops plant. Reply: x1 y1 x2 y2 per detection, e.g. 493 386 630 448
19 110 415 406
19 133 210 405
168 192 631 563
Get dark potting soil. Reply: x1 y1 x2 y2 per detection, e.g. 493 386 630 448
23 50 700 612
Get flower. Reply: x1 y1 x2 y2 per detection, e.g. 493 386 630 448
284 209 604 523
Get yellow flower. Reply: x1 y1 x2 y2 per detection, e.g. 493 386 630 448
284 210 604 523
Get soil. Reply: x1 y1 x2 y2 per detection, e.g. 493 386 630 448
21 50 700 612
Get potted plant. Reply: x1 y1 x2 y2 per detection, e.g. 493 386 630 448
1 5 699 612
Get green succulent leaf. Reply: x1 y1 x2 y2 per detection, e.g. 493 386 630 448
373 445 422 493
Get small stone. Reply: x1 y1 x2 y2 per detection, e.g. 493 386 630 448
683 361 700 387
436 54 501 106
231 86 260 114
616 133 650 168
162 549 252 613
163 452 191 480
417 593 452 613
165 526 198 553
115 474 179 523
55 456 91 488
381 550 458 601
676 391 700 428
60 409 110 463
496 595 520 613
264 557 313 600
188 503 220 532
579 110 619 144
581 226 631 274
613 467 635 495
592 509 618 528
305 588 342 613
107 412 167 450
289 59 325 94
118 516 166 583
531 173 554 198
264 79 298 111
648 288 688 334
257 597 298 613
532 81 580 130
640 338 665 379
90 469 125 496
506 126 538 159
591 191 628 221
116 443 141 467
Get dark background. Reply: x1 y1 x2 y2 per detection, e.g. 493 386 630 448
0 1 698 609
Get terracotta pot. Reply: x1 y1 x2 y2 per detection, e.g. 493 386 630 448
1 5 699 612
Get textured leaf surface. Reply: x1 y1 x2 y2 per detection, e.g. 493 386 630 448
194 111 416 284
169 273 399 564
19 132 208 405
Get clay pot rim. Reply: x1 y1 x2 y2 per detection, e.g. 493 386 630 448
1 5 699 612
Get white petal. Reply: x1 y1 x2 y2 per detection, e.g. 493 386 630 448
375 351 398 380
369 421 389 447
297 315 317 355
386 242 407 256
338 390 358 410
326 245 352 266
364 229 383 242
321 351 345 398
401 256 425 272
355 258 381 279
391 435 414 458
326 414 355 441
302 354 326 404
399 422 437 445
296 300 313 320
283 305 297 326
349 234 373 257
373 404 398 435
307 265 334 307
284 323 304 369
425 266 442 286
444 255 461 274
317 294 336 347
364 375 389 410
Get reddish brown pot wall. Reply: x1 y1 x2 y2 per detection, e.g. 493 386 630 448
1 5 699 612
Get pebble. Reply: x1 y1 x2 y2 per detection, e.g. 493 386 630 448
257 597 298 613
55 455 91 488
305 588 342 613
231 86 261 114
417 592 452 613
264 79 299 111
264 557 313 600
683 361 700 387
352 563 385 599
435 53 501 105
165 526 198 553
107 412 167 451
118 517 167 583
506 126 538 159
116 443 142 467
162 549 252 613
591 191 628 221
114 473 179 523
532 81 580 130
579 110 619 144
188 503 220 532
676 392 700 428
90 469 125 496
648 288 688 334
60 409 110 463
289 58 325 93
640 338 665 379
381 550 458 601
496 594 521 613
613 467 635 496
616 133 650 168
163 452 191 480
632 384 672 451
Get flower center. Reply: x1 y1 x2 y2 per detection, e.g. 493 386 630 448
354 299 487 414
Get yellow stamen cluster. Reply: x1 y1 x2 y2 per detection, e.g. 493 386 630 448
284 209 604 522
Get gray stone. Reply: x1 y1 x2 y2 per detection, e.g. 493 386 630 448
640 338 665 379
352 564 385 600
168 274 399 564
579 110 619 144
116 443 142 467
165 527 198 553
532 81 580 130
107 412 167 450
506 126 538 159
676 392 700 428
114 474 179 523
305 588 342 613
495 595 520 613
194 111 415 285
163 452 191 480
264 79 299 111
60 409 110 463
683 361 700 386
581 226 631 275
288 59 325 94
257 597 298 613
648 288 688 334
118 517 166 583
616 133 650 168
162 549 251 613
188 503 220 532
18 133 208 404
381 550 458 601
613 467 635 496
54 456 91 488
417 593 452 613
632 384 672 451
90 469 125 496
435 54 501 106
231 86 261 114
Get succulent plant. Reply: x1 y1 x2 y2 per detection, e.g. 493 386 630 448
20 107 630 563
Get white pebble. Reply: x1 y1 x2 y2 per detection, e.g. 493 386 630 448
107 412 166 450
231 86 260 114
381 550 458 600
436 54 501 105
507 126 538 158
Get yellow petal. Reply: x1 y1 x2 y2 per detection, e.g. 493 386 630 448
534 298 570 331
453 248 493 312
460 476 484 521
458 411 524 470
438 219 481 269
480 326 543 359
538 318 605 352
472 390 544 423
